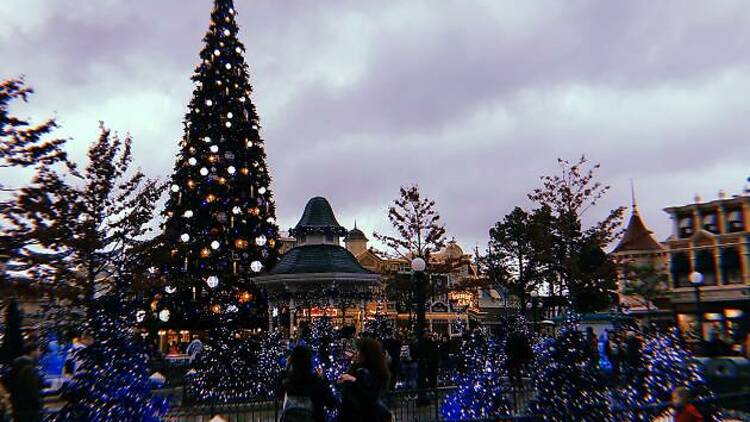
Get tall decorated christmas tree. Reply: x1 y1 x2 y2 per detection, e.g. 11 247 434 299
154 0 281 403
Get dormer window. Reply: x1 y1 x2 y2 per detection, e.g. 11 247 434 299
726 209 744 232
702 213 718 234
678 216 693 238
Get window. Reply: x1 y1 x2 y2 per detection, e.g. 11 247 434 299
671 252 691 287
702 213 718 233
678 216 694 238
721 247 743 284
726 209 744 232
695 249 717 285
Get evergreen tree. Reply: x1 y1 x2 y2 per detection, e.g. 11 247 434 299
184 326 256 403
441 329 512 420
0 77 70 293
252 329 287 400
165 0 281 402
0 298 23 365
527 314 611 421
54 276 168 421
153 0 280 329
364 310 394 342
614 330 712 421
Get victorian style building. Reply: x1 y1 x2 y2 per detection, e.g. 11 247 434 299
663 192 749 347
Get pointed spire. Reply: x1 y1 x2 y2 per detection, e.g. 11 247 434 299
354 219 358 230
630 179 639 215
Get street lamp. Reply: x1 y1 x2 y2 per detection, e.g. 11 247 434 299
530 291 539 333
411 257 427 393
689 271 704 344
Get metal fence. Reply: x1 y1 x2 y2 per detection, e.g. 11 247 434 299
162 389 750 422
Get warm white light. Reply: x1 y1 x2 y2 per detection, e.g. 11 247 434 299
181 233 190 242
225 63 232 70
205 100 213 107
165 285 176 294
223 29 230 36
210 145 219 153
225 122 232 128
255 235 267 246
200 167 209 176
211 240 220 250
206 275 219 288
227 112 233 119
258 187 267 194
136 310 146 322
213 49 220 56
250 261 263 273
159 309 170 322
184 210 194 218
170 184 179 192
227 166 236 174
188 157 197 166
232 206 241 215
203 136 211 143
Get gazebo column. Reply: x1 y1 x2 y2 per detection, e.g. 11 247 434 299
289 296 296 335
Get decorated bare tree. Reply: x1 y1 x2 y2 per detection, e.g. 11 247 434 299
528 156 625 313
374 184 447 260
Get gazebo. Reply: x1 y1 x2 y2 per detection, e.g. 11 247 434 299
255 197 382 334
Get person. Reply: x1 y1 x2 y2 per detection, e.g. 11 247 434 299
672 387 704 422
337 337 391 422
8 342 44 422
63 332 92 379
381 333 401 390
280 345 335 422
424 333 440 389
167 342 180 356
186 336 203 363
0 377 12 422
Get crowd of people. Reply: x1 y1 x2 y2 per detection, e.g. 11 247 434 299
0 331 94 422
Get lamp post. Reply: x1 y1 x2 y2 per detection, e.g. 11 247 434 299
411 256 427 393
530 291 539 333
689 271 704 344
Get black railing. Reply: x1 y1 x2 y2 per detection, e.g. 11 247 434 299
162 389 750 422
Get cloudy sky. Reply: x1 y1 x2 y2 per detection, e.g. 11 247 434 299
2 0 749 252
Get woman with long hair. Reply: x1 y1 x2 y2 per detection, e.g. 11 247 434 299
337 337 392 422
282 345 335 422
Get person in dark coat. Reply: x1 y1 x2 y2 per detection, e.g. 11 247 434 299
281 345 335 422
381 334 401 390
8 342 44 422
337 337 391 422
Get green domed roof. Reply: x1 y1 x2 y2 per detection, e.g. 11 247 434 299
268 244 373 275
291 196 347 236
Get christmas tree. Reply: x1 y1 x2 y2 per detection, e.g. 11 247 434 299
157 0 281 404
54 280 167 421
251 329 287 399
363 310 394 342
155 0 280 329
527 314 611 421
614 329 712 420
184 326 257 403
441 329 512 420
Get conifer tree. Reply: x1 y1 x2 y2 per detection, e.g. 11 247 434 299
442 328 512 420
527 314 611 421
159 0 281 403
153 0 280 330
54 275 168 422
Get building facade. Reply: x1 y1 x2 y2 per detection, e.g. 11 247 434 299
663 193 749 350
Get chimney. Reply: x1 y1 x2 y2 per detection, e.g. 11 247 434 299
694 194 702 203
718 190 726 199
